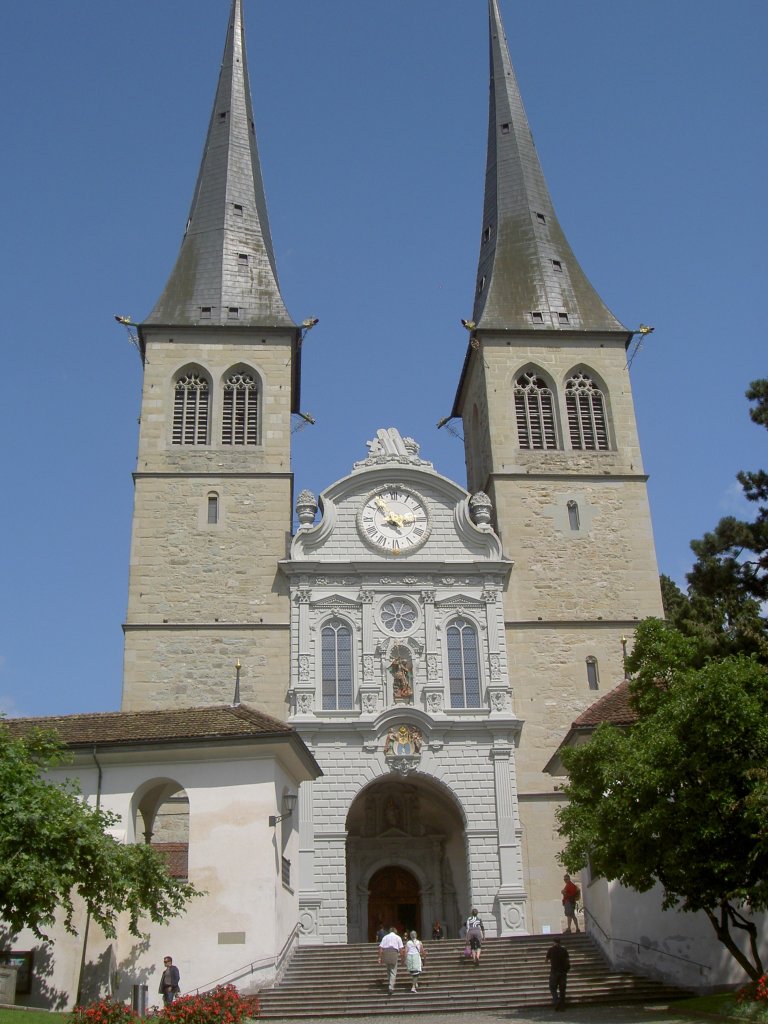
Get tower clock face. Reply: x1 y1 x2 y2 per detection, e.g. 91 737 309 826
358 486 431 556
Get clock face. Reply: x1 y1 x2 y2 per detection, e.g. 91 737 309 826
358 486 431 556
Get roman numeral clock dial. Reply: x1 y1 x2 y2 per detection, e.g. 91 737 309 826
357 487 431 556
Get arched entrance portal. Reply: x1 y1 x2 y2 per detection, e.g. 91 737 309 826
368 866 420 941
346 774 468 943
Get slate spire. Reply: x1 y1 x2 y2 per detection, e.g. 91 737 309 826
473 0 626 333
144 0 294 328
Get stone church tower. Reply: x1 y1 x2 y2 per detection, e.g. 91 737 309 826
452 0 663 923
122 0 300 716
120 0 663 939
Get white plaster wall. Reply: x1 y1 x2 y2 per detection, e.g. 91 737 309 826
9 750 304 1010
585 875 768 992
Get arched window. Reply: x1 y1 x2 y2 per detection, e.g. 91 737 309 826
222 370 259 445
566 372 609 450
447 618 481 708
567 500 580 531
514 372 557 450
172 371 209 445
207 493 219 525
321 619 353 710
586 656 600 690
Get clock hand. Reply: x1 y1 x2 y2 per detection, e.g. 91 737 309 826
374 495 392 516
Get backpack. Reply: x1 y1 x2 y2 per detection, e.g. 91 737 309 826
573 885 581 902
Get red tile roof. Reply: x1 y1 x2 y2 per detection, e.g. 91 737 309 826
3 704 294 748
571 680 636 729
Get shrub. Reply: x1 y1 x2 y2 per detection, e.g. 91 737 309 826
161 985 258 1024
72 1000 139 1024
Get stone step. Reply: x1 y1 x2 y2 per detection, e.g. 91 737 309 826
257 936 689 1018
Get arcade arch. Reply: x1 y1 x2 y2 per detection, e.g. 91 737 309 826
345 773 468 942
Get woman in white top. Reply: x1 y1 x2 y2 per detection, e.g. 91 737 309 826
405 930 425 992
465 909 485 964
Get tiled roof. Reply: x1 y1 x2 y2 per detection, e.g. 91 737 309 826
571 680 636 729
3 704 294 748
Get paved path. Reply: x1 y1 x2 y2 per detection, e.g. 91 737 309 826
263 1003 702 1024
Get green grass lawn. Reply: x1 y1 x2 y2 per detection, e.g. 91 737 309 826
0 1011 69 1024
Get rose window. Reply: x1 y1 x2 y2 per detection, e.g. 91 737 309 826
380 599 417 635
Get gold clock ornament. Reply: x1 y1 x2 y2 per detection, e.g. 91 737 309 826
357 486 431 556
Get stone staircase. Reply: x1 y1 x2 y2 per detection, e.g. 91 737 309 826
257 935 689 1018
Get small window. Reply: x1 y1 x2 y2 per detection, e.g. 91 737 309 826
535 212 546 224
567 500 580 531
482 226 492 242
200 306 212 320
238 253 249 264
207 494 219 525
227 306 240 320
219 111 228 121
281 856 291 887
477 276 486 295
233 204 244 217
586 657 599 691
531 311 544 324
558 312 570 324
552 260 562 272
500 122 511 134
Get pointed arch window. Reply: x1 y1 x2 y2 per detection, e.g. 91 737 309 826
514 372 557 450
222 370 259 445
566 373 609 450
321 619 353 711
447 618 481 709
172 371 210 445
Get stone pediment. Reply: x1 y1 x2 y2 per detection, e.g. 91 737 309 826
288 429 507 566
312 594 360 611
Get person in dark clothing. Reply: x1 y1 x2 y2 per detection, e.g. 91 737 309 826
158 956 180 1005
545 937 570 1010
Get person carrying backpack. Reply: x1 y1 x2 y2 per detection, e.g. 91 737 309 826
561 874 581 933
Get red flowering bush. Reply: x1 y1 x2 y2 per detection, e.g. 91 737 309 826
734 975 768 1021
72 1000 139 1024
73 984 259 1024
161 985 259 1024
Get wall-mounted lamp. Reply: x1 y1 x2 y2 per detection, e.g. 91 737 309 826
269 792 297 828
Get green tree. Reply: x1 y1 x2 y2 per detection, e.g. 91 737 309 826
0 723 198 941
665 379 768 661
557 618 768 981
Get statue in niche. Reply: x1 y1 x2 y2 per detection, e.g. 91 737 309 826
389 649 413 702
384 796 402 829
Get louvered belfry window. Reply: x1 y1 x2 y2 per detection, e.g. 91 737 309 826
172 372 209 445
566 373 609 450
514 372 557 450
222 371 259 445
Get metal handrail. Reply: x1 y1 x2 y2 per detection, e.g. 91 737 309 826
190 924 300 994
583 907 711 974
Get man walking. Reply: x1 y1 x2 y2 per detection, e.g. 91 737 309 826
378 926 404 995
545 937 570 1011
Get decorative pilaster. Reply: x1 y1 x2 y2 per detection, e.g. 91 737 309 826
490 744 527 934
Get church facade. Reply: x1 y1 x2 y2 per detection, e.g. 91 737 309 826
118 0 663 949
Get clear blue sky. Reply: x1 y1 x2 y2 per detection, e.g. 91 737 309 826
1 1 766 718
